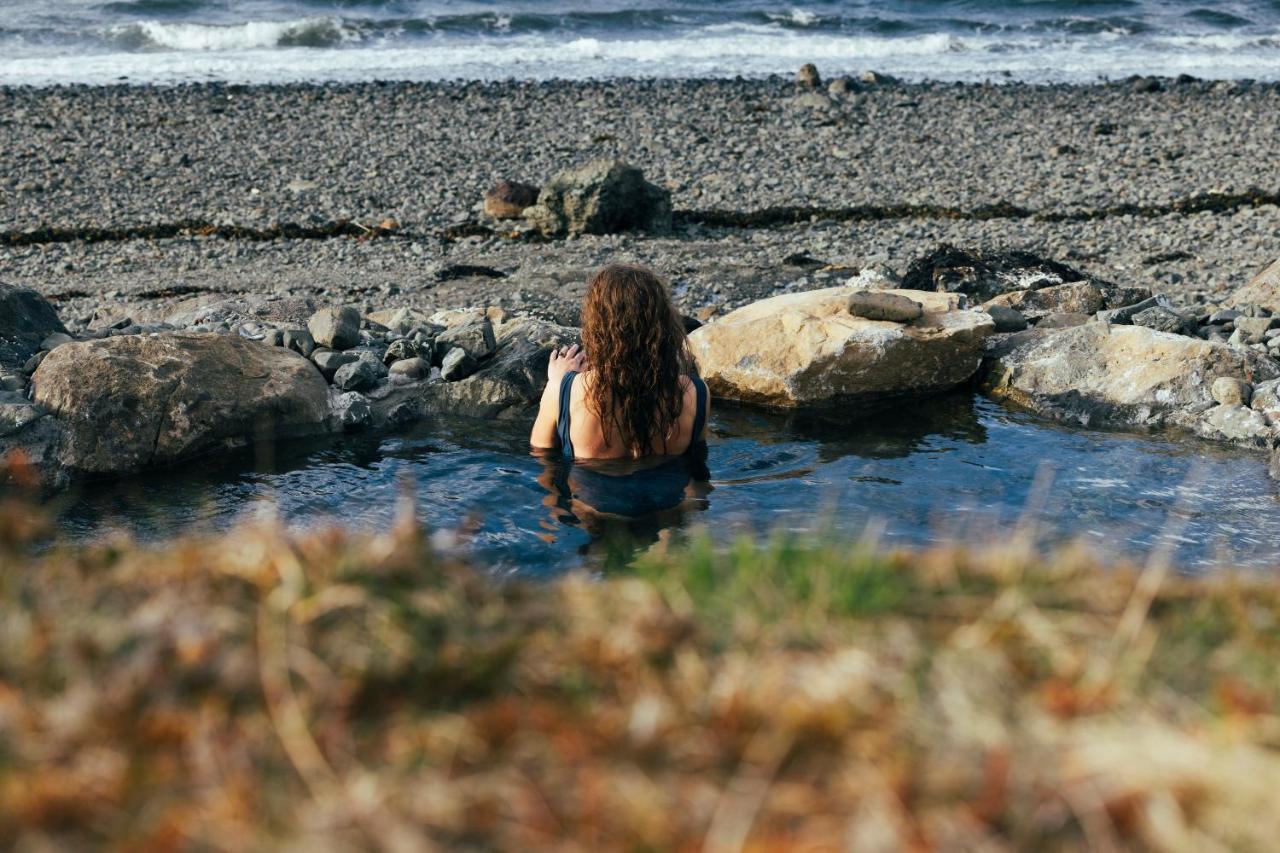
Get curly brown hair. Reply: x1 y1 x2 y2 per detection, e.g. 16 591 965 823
580 264 695 454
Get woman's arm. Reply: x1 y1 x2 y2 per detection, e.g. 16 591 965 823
530 344 585 449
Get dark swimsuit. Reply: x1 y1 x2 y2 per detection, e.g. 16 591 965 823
552 372 710 517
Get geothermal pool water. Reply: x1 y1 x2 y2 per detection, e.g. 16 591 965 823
50 395 1280 575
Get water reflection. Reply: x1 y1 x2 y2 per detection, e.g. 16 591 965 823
534 449 712 571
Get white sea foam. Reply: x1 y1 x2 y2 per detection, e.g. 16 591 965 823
107 17 357 52
2 25 1279 85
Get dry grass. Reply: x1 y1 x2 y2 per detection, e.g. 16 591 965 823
2 497 1280 851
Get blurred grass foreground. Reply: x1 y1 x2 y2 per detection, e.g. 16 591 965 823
3 499 1280 851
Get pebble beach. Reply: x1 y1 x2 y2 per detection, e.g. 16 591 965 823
3 77 1279 327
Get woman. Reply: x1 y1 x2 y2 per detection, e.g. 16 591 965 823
531 264 711 523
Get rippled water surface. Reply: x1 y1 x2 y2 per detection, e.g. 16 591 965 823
49 395 1280 575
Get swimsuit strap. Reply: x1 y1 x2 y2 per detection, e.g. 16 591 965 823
556 371 579 459
689 374 708 453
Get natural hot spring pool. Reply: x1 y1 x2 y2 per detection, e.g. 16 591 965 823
46 394 1280 575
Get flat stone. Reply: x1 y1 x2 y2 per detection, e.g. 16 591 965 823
1035 312 1092 329
846 291 924 323
1131 305 1196 336
984 282 1106 320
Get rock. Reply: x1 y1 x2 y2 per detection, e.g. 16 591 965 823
30 333 328 475
1099 285 1155 310
985 282 1106 321
985 305 1028 333
858 70 898 85
0 282 67 370
827 77 853 96
0 391 44 437
1198 404 1271 446
440 347 479 382
164 294 317 329
523 160 672 237
483 179 541 219
436 319 496 362
333 359 384 393
902 245 1091 303
1097 295 1162 325
307 306 361 351
845 264 903 291
332 391 372 431
265 329 285 347
23 352 45 374
1131 305 1196 336
389 357 431 381
982 323 1280 434
383 338 421 365
420 317 577 418
39 332 73 351
1035 312 1092 330
789 91 834 111
688 288 994 409
1230 316 1277 345
796 63 821 89
1210 308 1242 325
283 329 316 357
846 291 923 323
1228 258 1280 313
1212 376 1252 406
312 349 358 381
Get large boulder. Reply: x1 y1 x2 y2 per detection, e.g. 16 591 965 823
523 160 672 237
688 287 995 409
31 333 329 475
1 283 66 370
1229 257 1280 313
982 322 1280 435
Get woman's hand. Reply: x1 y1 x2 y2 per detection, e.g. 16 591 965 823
547 343 586 383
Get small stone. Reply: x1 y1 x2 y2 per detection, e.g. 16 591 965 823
39 332 73 351
23 352 45 374
846 291 923 323
436 319 496 361
312 349 357 380
1131 305 1195 336
440 347 478 382
1212 377 1252 407
827 77 853 96
307 306 361 351
265 328 285 347
985 305 1028 333
334 391 372 430
1048 144 1078 158
858 70 897 86
0 373 24 393
1209 308 1242 324
1232 316 1276 344
483 180 540 219
1035 312 1092 329
383 338 420 365
332 359 381 392
389 357 430 380
796 63 821 89
283 329 315 358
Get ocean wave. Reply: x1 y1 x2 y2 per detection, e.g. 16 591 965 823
106 16 360 51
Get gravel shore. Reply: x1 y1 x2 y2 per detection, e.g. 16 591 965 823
2 77 1278 324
